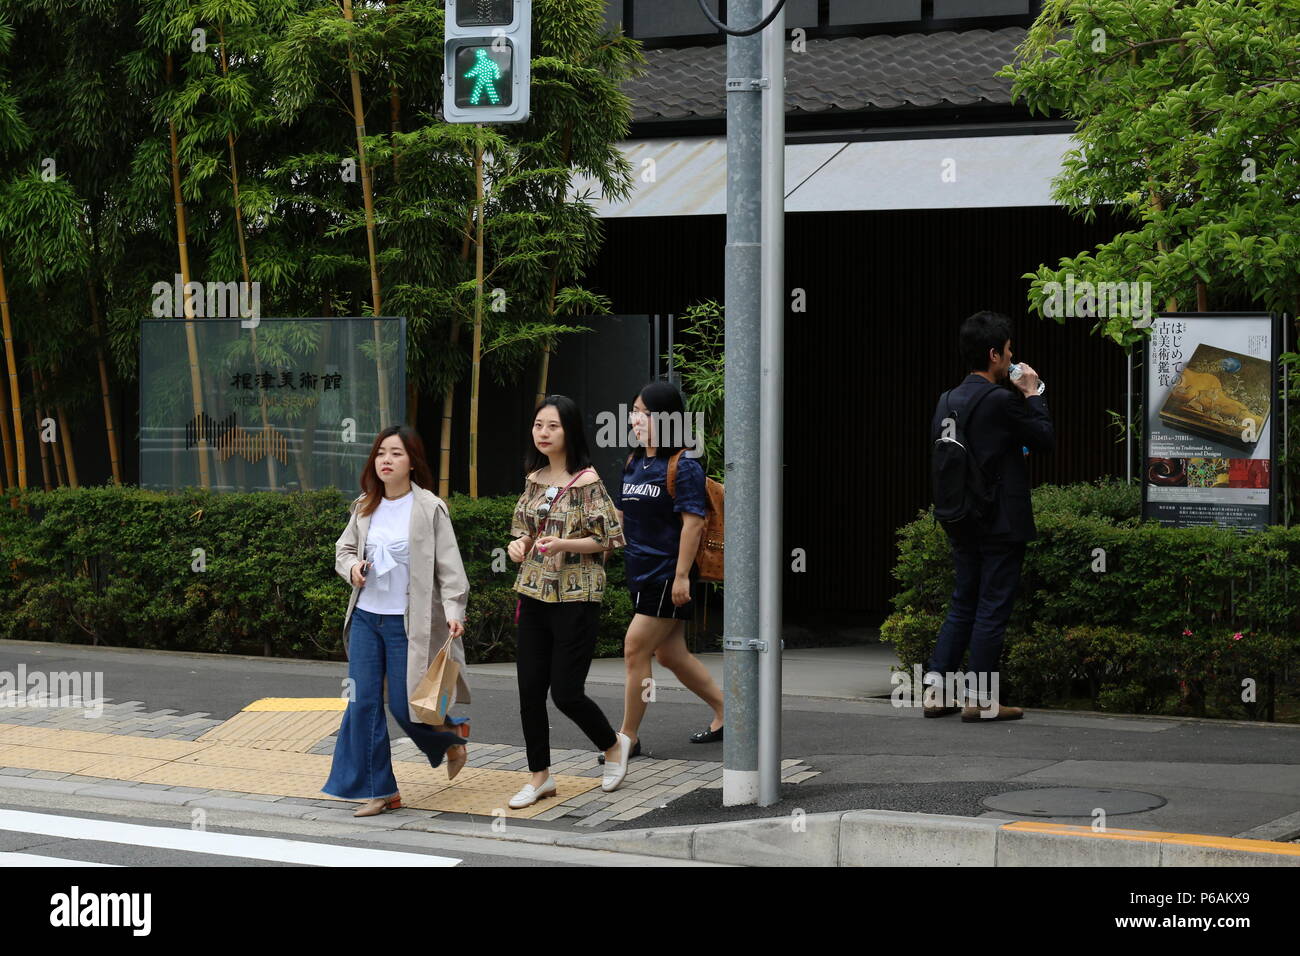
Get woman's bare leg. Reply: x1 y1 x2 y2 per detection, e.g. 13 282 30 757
654 626 723 730
618 613 679 744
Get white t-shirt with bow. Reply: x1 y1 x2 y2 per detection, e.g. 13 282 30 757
355 490 414 615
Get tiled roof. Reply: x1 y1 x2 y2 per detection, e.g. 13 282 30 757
625 27 1027 122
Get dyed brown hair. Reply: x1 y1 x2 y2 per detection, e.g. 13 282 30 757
355 425 435 517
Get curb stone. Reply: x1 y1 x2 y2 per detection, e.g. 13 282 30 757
2 777 1295 867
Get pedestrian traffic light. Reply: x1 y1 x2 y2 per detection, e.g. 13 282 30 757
443 0 531 124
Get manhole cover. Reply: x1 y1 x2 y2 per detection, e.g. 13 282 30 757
983 787 1166 817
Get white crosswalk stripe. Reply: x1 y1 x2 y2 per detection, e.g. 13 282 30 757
0 809 461 867
0 852 116 866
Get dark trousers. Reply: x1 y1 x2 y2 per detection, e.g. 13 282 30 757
926 538 1026 701
516 595 617 772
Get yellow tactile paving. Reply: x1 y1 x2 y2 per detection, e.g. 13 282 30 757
244 698 349 712
70 736 212 760
0 723 210 760
131 763 322 797
174 744 332 775
1 745 112 774
17 728 119 752
0 725 68 747
195 709 342 752
0 704 602 821
77 755 170 778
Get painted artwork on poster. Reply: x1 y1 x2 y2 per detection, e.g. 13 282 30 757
1144 314 1277 530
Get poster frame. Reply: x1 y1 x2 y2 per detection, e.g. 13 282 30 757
1141 311 1281 530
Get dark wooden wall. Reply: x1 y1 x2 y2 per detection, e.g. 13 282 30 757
585 204 1136 623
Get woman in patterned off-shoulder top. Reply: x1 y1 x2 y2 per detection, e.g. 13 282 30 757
503 395 633 809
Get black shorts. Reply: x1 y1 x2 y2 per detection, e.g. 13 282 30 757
630 574 696 620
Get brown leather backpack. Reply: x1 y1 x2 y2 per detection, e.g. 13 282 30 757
625 450 725 582
668 451 724 582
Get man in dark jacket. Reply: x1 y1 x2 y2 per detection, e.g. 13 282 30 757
925 311 1054 721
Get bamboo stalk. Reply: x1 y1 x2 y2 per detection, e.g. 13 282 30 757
534 347 550 407
35 368 66 487
218 20 277 491
0 246 25 493
437 207 474 498
0 345 13 490
167 52 212 490
55 407 76 486
30 366 51 491
50 362 78 488
341 0 392 429
85 273 122 484
385 0 402 182
469 136 485 499
534 122 574 405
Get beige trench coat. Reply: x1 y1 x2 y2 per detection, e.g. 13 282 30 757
334 480 471 723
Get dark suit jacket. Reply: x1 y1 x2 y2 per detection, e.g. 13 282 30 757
930 373 1055 541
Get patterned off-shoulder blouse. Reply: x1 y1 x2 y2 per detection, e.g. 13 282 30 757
510 472 626 603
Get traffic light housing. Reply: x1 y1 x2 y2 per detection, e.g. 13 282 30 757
443 0 531 124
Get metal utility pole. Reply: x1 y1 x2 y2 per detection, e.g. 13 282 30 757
757 0 785 808
721 0 763 806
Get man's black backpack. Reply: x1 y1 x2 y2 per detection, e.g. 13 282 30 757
931 383 999 535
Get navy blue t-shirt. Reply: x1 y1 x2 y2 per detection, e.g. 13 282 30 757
618 453 708 590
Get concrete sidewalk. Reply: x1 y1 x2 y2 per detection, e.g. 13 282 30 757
2 639 1299 861
468 644 900 700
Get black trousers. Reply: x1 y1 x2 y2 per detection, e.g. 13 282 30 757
515 595 617 772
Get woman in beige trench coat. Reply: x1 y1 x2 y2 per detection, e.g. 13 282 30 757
321 424 472 817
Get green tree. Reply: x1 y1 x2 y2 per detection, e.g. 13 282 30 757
1005 0 1300 339
1003 0 1300 516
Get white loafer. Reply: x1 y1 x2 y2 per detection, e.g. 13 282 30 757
601 732 631 793
507 775 556 809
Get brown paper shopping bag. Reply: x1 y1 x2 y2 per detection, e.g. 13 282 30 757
410 642 459 725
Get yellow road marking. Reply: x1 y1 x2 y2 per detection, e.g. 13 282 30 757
1002 821 1300 855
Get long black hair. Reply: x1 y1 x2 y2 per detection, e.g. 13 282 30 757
630 379 697 463
523 393 594 477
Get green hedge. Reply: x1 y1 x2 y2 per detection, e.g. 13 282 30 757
0 485 631 663
883 480 1300 720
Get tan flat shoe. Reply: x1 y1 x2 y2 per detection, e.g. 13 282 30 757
446 745 467 781
353 794 401 817
445 719 471 781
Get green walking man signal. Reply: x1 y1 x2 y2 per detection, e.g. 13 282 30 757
465 48 502 104
444 0 531 124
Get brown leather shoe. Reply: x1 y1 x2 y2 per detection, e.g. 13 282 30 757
923 705 960 718
961 703 1023 722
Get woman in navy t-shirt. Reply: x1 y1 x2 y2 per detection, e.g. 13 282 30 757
610 380 724 758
